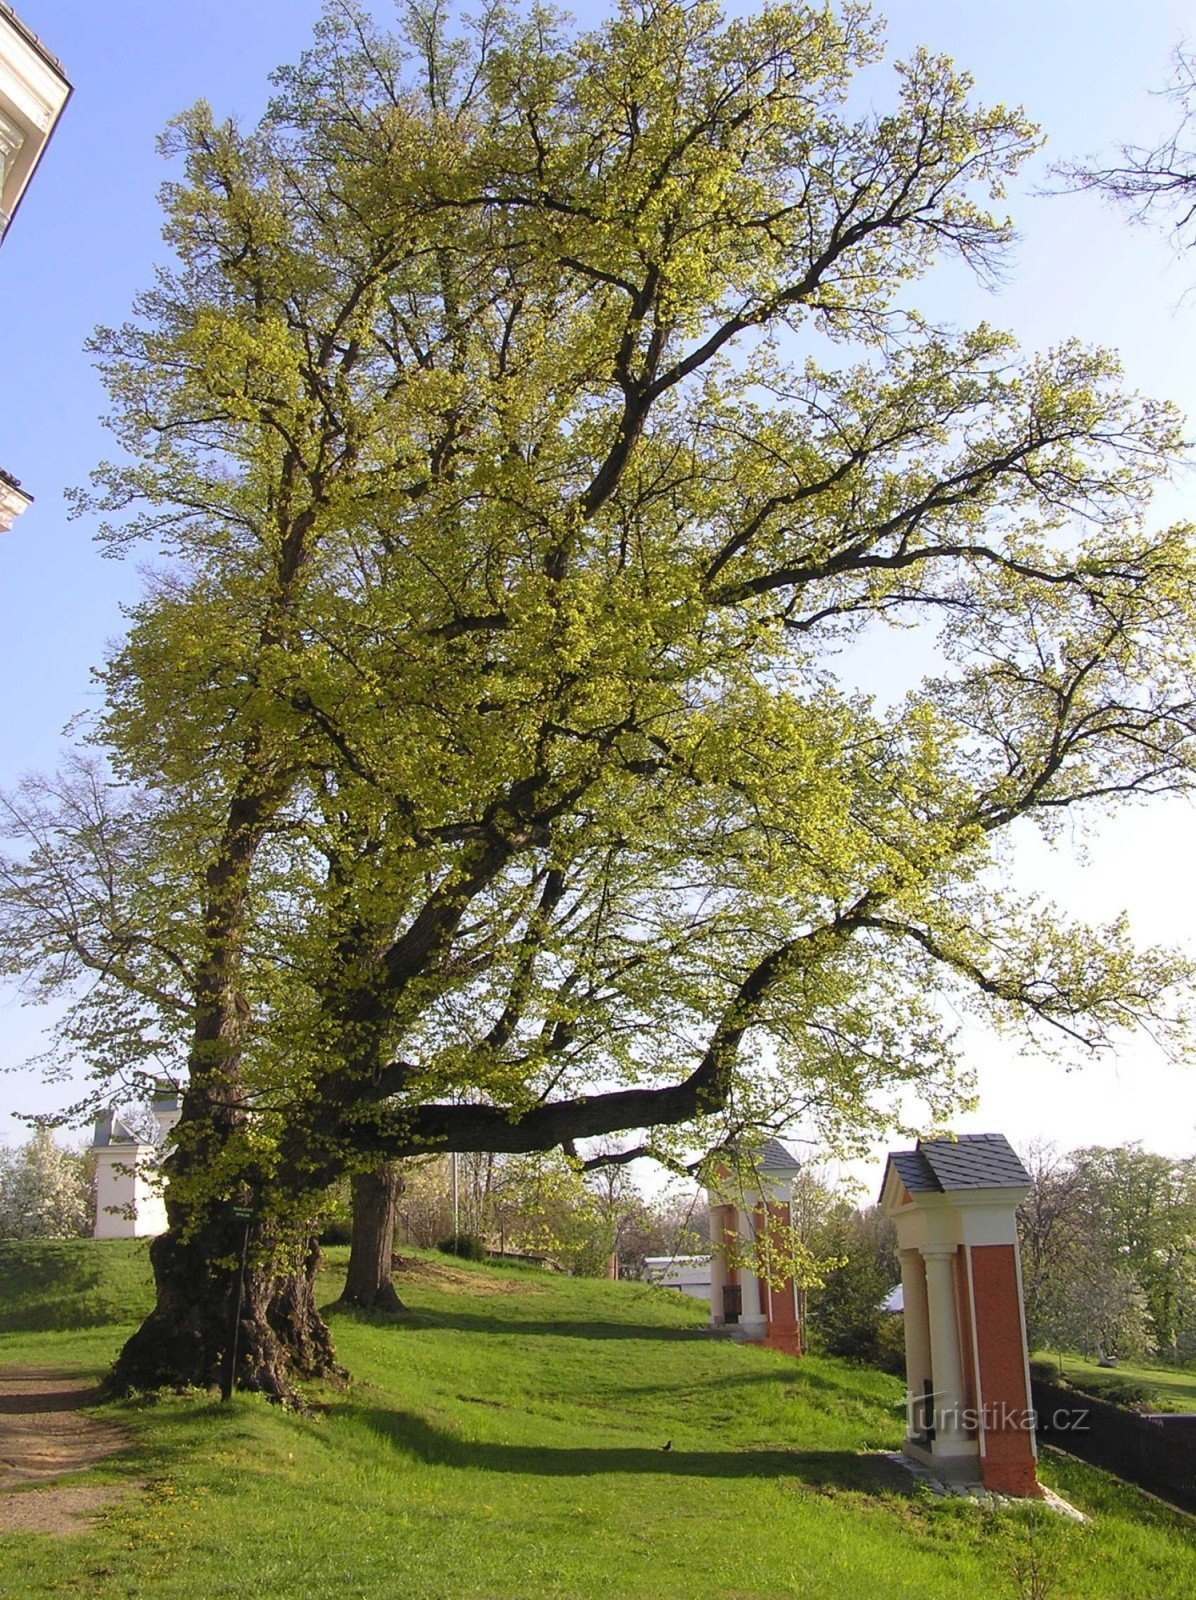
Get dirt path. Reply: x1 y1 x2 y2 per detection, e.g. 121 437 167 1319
0 1368 135 1535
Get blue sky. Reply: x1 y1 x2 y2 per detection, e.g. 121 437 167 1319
2 1 1195 1166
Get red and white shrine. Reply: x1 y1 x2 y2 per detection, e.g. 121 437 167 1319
707 1138 803 1356
880 1133 1039 1496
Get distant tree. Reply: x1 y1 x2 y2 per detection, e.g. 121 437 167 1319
610 1186 708 1279
1063 48 1196 248
786 1166 838 1346
1018 1140 1196 1362
1039 1259 1156 1366
807 1202 898 1362
1069 1145 1196 1361
0 1128 92 1241
395 1159 454 1250
496 1153 613 1274
395 1147 620 1272
1016 1140 1087 1350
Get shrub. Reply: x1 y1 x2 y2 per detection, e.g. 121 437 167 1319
436 1232 486 1261
1071 1373 1159 1410
811 1308 905 1376
1028 1358 1065 1385
873 1312 907 1377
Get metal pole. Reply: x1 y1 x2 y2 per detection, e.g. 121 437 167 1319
451 1151 459 1250
222 1218 251 1403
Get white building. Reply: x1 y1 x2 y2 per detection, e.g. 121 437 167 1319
91 1086 182 1239
0 467 32 531
0 3 69 244
642 1254 712 1301
0 4 70 531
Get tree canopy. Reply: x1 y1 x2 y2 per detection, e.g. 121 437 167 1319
0 1128 92 1243
1019 1141 1196 1363
2 0 1195 1391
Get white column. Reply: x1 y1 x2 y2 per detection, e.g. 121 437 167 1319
898 1248 932 1440
923 1246 969 1449
738 1207 763 1328
708 1204 728 1326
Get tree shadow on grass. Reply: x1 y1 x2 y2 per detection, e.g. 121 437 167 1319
613 1366 898 1404
346 1405 913 1493
354 1305 713 1342
0 1245 110 1332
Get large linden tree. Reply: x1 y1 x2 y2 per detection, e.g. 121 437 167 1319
2 0 1194 1396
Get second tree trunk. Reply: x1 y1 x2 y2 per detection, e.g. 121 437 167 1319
337 1163 406 1312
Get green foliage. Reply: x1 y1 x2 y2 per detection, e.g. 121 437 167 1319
1029 1358 1063 1384
1019 1142 1196 1363
807 1203 900 1365
317 1176 354 1244
1044 1267 1156 1366
985 1499 1079 1600
1069 1146 1196 1357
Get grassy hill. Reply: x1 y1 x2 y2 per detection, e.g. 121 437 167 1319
1 1241 1193 1599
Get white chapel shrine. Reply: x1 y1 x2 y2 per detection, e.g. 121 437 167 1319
91 1085 182 1239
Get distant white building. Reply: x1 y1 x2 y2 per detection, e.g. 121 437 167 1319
91 1086 182 1239
642 1254 712 1301
881 1282 904 1314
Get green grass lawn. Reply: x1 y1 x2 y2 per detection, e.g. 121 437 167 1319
1033 1350 1196 1412
1 1241 1193 1599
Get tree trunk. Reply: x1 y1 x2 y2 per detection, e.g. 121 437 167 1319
337 1164 406 1313
112 1216 340 1400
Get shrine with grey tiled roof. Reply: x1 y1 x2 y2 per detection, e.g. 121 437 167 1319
879 1129 1039 1498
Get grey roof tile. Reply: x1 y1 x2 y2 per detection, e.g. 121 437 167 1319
890 1148 938 1191
757 1137 801 1172
920 1133 1030 1190
885 1133 1030 1198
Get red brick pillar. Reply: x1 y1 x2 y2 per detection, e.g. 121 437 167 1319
760 1201 801 1356
969 1243 1039 1496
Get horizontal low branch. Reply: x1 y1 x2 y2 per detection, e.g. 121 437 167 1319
305 1074 716 1192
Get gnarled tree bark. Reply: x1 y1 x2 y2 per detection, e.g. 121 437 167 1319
112 1216 339 1399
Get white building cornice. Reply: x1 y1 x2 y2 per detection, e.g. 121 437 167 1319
0 4 70 245
0 470 32 530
